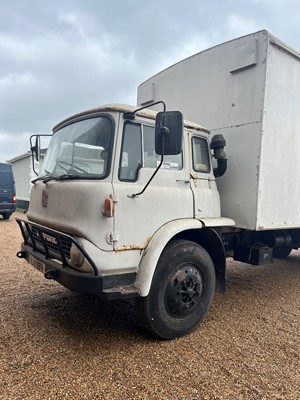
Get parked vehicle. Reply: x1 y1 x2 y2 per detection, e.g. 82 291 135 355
0 163 16 220
16 31 300 339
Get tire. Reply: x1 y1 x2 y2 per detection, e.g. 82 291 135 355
136 239 216 339
2 213 11 220
273 246 293 259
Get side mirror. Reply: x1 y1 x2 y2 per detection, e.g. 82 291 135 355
155 111 183 155
30 135 41 161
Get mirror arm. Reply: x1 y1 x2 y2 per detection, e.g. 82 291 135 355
128 135 166 198
123 101 166 120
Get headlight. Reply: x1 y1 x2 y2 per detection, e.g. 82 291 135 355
70 244 84 268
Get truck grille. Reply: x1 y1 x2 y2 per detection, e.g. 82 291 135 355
16 219 73 265
31 225 72 260
16 218 98 276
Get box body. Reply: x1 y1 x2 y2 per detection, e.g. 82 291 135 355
138 31 300 230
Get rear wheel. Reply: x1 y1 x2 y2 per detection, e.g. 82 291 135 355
2 213 11 220
137 239 216 339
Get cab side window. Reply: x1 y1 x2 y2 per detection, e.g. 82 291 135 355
143 125 182 170
192 137 211 173
119 123 142 181
119 123 183 182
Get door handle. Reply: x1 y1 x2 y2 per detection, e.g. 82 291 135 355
176 179 190 183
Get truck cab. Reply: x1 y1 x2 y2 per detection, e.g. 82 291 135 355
17 103 234 339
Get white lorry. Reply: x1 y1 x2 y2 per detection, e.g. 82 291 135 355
17 30 300 339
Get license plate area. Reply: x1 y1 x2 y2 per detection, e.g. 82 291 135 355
29 254 46 274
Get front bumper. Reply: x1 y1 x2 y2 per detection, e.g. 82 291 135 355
16 218 140 300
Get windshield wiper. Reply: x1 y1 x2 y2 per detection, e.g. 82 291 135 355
32 171 81 184
31 170 56 184
55 173 81 180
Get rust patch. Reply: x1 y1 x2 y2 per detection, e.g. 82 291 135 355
173 270 187 281
115 236 152 252
190 173 198 187
115 244 143 251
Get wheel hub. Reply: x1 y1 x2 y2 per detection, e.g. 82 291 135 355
165 265 203 318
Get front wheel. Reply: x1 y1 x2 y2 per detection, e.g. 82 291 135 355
136 239 216 339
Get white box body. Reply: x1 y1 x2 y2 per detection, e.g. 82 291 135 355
138 30 300 230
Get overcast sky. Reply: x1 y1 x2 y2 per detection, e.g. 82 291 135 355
1 0 300 162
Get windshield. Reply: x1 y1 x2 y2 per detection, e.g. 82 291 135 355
40 116 114 179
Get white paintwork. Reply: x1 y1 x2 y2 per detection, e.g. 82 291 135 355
111 113 194 251
27 106 218 281
111 112 219 251
138 30 300 230
76 237 142 276
257 41 300 229
53 103 209 133
188 132 222 219
135 218 203 295
200 217 235 227
22 31 300 300
28 180 114 251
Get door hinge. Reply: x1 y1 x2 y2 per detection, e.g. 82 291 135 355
107 232 119 245
110 193 119 202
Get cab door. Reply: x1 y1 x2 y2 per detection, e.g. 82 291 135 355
189 134 221 219
111 116 194 251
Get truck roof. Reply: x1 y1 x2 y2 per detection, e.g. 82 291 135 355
53 103 209 134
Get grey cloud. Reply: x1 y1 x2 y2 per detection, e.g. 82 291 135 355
1 0 300 162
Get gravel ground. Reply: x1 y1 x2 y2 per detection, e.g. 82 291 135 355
0 211 300 400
